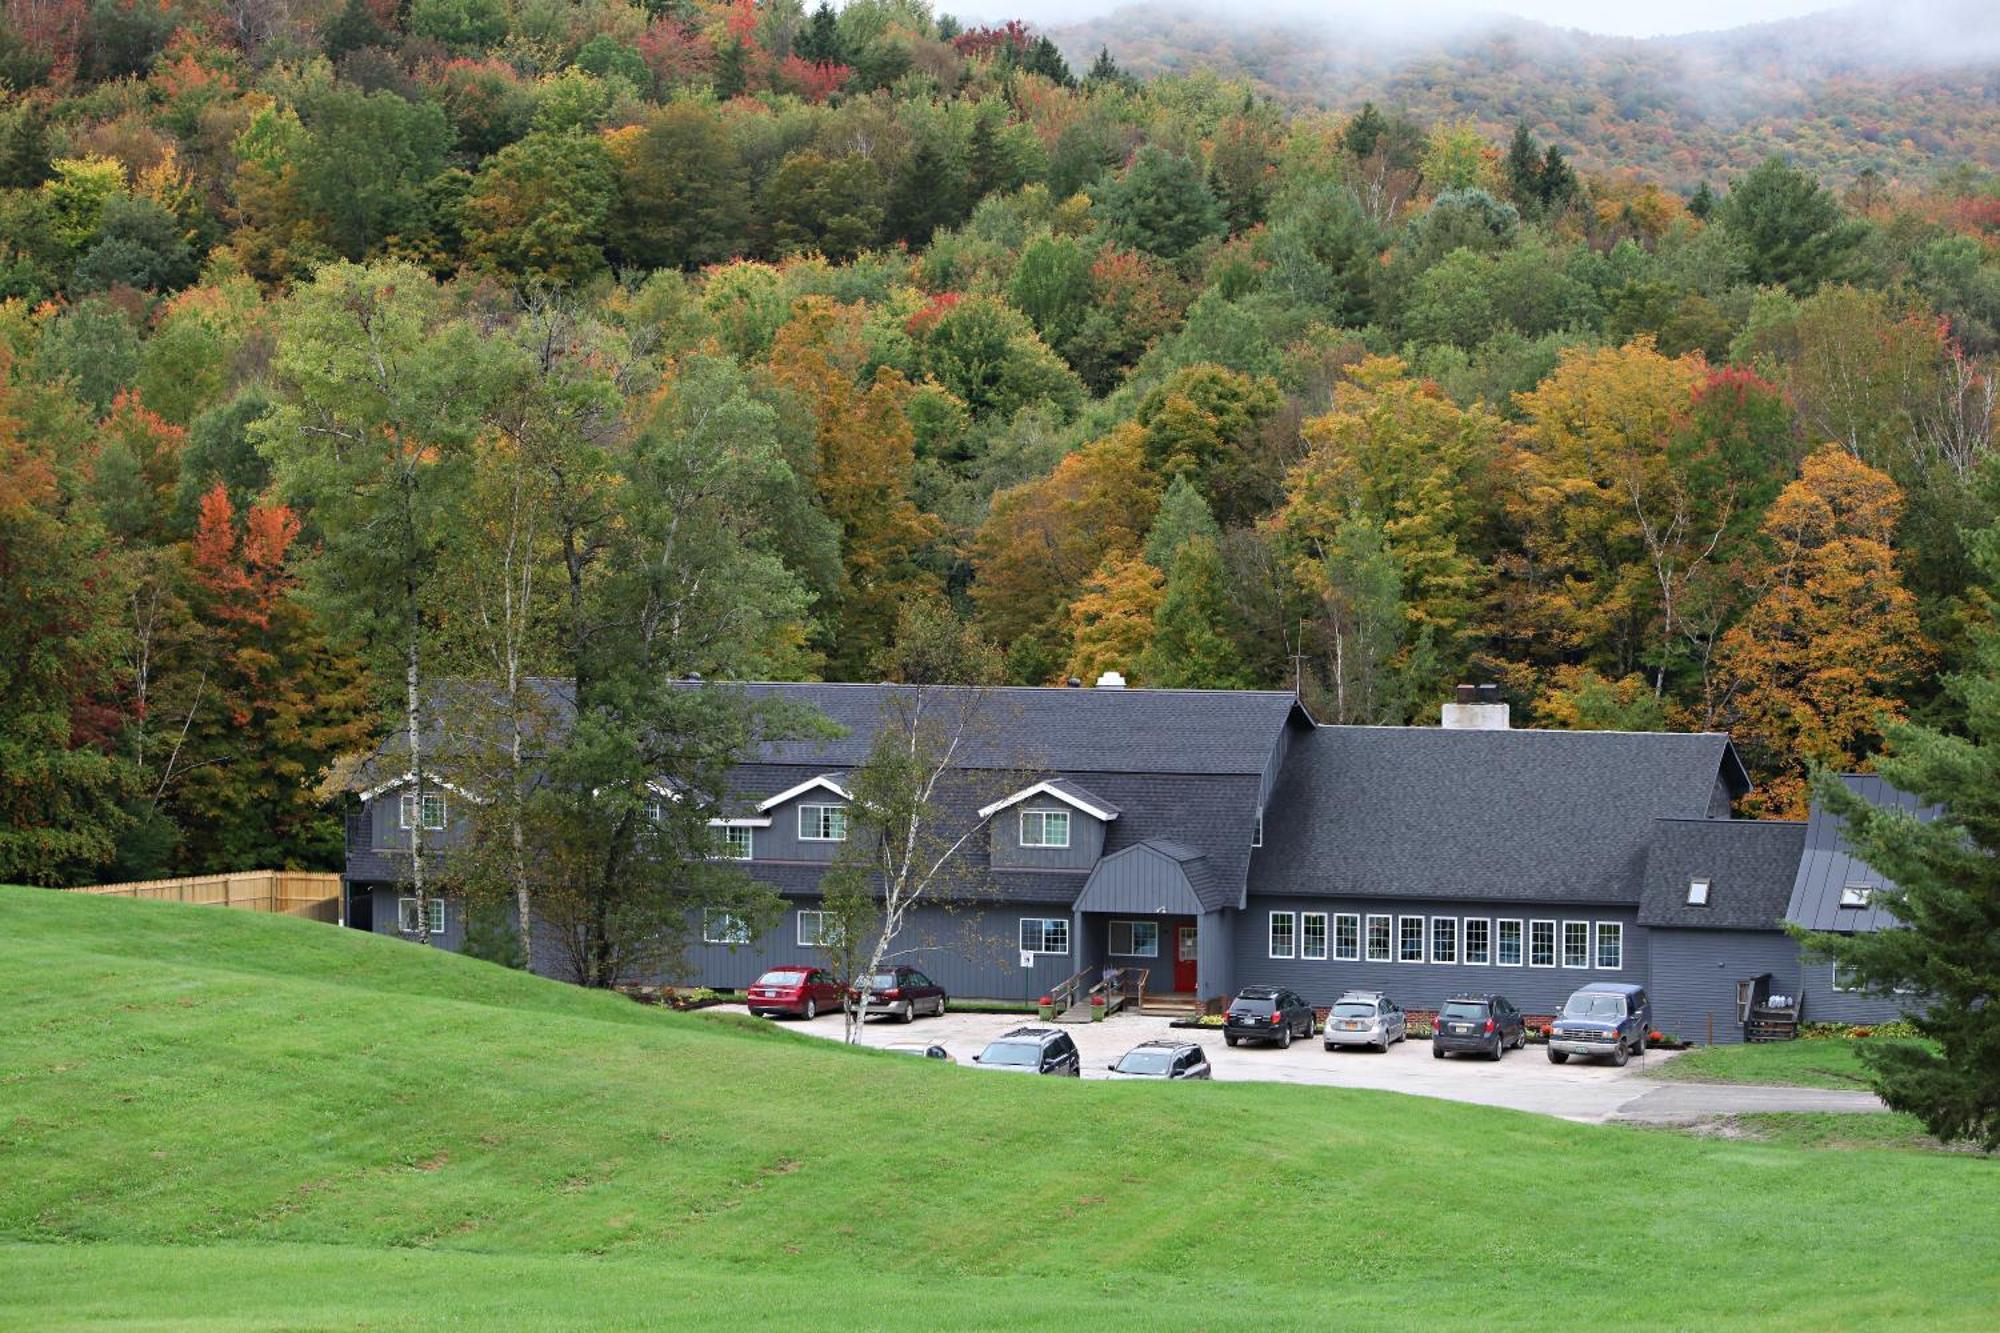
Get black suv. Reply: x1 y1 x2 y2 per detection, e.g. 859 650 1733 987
1223 986 1316 1048
1431 994 1526 1060
971 1026 1082 1076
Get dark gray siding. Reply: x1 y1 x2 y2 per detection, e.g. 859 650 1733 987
1647 928 1799 1044
359 784 472 855
1799 957 1913 1026
989 806 1107 870
1196 908 1234 1003
753 794 848 864
1236 895 1646 1014
1075 844 1208 916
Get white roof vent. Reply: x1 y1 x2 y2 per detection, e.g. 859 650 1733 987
1095 670 1127 689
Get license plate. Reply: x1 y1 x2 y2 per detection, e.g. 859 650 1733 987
1341 1022 1362 1030
1451 1024 1470 1033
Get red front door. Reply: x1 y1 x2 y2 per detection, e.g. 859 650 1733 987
1174 923 1198 993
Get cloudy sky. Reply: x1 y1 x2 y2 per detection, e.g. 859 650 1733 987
947 0 1841 40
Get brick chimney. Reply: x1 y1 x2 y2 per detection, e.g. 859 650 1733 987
1441 683 1509 730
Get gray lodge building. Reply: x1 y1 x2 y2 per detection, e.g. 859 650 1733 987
342 681 1918 1042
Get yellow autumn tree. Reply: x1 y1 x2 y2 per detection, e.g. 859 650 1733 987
1063 554 1165 686
1715 445 1929 818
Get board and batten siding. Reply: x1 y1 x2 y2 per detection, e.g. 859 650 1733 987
1235 895 1646 1014
989 806 1108 871
1799 957 1914 1027
1646 928 1800 1044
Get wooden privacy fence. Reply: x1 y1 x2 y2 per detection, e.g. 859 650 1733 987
61 871 342 923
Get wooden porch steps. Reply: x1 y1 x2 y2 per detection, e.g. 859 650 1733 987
1746 1006 1801 1042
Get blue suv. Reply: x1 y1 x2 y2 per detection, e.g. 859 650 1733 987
1548 983 1652 1066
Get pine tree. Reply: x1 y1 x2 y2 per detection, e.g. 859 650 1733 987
1087 46 1123 86
1538 143 1577 214
1504 122 1543 215
795 2 845 65
1141 536 1250 688
1688 180 1717 221
1142 474 1222 570
1803 510 2000 1149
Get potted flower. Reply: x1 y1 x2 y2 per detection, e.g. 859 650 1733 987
1037 994 1055 1020
1089 992 1107 1022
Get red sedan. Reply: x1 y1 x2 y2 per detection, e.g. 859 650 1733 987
746 966 843 1020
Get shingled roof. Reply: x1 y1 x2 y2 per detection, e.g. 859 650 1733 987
1251 725 1750 905
1638 817 1807 929
1785 775 1943 932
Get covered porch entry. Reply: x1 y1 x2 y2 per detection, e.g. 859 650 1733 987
1073 838 1234 1011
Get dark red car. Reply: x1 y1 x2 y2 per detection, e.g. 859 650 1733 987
848 965 948 1023
745 966 844 1020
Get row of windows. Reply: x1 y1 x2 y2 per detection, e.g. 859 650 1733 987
1268 912 1623 971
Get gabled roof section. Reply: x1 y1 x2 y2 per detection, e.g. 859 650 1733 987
1785 774 1944 932
357 772 487 804
1075 838 1231 915
1638 818 1807 929
755 773 851 813
1253 726 1747 905
977 778 1123 822
735 683 1312 776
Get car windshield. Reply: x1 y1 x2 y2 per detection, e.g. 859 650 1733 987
1564 994 1626 1019
869 972 900 989
1439 1002 1488 1020
755 970 808 987
1231 996 1274 1013
1115 1049 1176 1074
980 1041 1043 1066
1332 1002 1378 1018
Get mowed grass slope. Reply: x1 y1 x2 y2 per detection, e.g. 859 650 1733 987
1645 1036 1894 1089
2 888 1995 1331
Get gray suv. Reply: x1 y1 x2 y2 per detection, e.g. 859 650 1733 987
1549 983 1652 1066
972 1026 1082 1075
1323 991 1407 1053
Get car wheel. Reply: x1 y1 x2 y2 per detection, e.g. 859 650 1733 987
936 995 948 1017
1279 1025 1293 1049
899 1001 914 1024
1611 1042 1629 1068
1432 1047 1444 1060
1548 1049 1568 1064
1491 1038 1504 1061
803 999 817 1021
1225 1034 1239 1047
1632 1031 1645 1055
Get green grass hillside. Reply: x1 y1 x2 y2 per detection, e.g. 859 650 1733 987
3 887 1995 1331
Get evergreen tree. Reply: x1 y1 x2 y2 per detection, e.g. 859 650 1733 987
1141 536 1250 688
1688 180 1717 220
714 37 749 98
1087 46 1124 87
1142 474 1222 570
1020 36 1074 87
885 138 968 248
1343 102 1387 159
1504 122 1543 215
1096 146 1226 261
1537 144 1577 213
795 2 846 65
1719 156 1861 292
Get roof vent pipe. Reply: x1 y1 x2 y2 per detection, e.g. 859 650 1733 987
1066 677 1082 688
1096 670 1127 689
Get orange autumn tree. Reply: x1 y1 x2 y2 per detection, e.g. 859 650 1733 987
1716 446 1929 818
1063 554 1165 685
767 297 940 675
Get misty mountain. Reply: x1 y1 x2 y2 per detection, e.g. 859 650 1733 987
1048 0 2000 186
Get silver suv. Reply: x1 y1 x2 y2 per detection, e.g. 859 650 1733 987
1323 991 1407 1053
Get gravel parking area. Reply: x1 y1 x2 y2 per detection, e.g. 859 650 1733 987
716 1004 1693 1123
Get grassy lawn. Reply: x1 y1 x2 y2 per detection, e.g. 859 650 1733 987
1696 1113 1973 1154
1644 1038 1912 1090
3 886 1997 1330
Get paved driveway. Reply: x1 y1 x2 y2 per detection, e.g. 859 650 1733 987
713 1005 1858 1124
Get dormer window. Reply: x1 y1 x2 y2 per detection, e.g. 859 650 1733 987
1020 808 1070 849
399 792 447 831
1686 877 1711 906
712 826 753 860
799 804 848 842
1839 883 1873 909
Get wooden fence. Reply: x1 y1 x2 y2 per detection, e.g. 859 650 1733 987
61 871 342 923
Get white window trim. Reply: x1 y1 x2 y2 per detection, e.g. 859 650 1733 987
1687 877 1711 906
1365 913 1392 963
1562 919 1591 970
797 803 849 842
797 909 839 948
712 825 755 860
398 791 448 831
1595 921 1623 971
1109 919 1160 958
1251 810 1263 848
1398 915 1425 964
1429 916 1458 965
1463 917 1491 966
1018 808 1072 849
976 780 1118 822
1529 919 1557 969
1333 913 1361 962
1019 917 1070 956
1268 911 1297 960
702 909 750 945
1496 918 1524 967
396 897 445 934
1301 911 1328 961
757 774 852 812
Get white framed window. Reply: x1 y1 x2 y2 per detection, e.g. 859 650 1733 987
1839 883 1872 908
1301 912 1328 960
1251 811 1264 848
1334 913 1361 961
1109 920 1160 957
1831 962 1912 994
798 804 848 842
1595 921 1623 970
1398 915 1425 963
1019 917 1069 956
797 909 841 947
1019 808 1071 848
1269 911 1296 959
1366 914 1391 962
1464 917 1491 966
1529 920 1556 968
712 826 754 860
644 798 665 826
1562 920 1591 969
702 909 750 945
396 897 445 934
1429 916 1458 965
1686 877 1711 906
398 791 447 831
1496 919 1523 967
